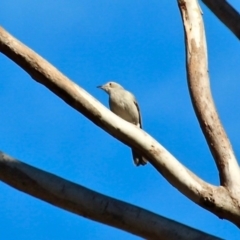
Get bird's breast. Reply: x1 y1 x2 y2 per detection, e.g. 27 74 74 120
109 95 139 125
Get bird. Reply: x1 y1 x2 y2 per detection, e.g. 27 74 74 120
97 81 147 166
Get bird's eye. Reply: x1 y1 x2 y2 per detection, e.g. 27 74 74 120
109 82 112 86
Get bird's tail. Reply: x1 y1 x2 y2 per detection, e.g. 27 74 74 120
131 149 147 166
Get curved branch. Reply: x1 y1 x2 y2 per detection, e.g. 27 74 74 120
0 152 222 240
178 1 240 188
0 26 240 226
202 0 240 40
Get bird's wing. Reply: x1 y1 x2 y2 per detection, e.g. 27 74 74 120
134 99 143 129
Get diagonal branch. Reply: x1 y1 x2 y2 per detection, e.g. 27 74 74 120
177 0 240 190
202 0 240 40
0 152 222 240
0 26 205 195
0 26 240 226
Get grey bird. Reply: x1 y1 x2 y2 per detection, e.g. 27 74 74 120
97 81 147 166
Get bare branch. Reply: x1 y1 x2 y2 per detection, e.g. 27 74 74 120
0 152 222 240
0 26 240 226
202 0 240 40
0 26 203 194
178 1 240 188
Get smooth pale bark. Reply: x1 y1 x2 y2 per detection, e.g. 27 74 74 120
0 22 240 227
0 152 222 240
178 0 240 191
202 0 240 39
1 0 240 234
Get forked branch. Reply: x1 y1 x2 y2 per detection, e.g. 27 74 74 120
0 18 240 227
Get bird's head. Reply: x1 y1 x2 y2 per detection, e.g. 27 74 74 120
97 81 123 94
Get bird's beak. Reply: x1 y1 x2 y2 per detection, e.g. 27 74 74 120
97 85 103 89
97 85 106 91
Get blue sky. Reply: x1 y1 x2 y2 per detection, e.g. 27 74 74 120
1 1 240 239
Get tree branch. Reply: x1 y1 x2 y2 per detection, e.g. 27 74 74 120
0 152 222 240
0 26 240 226
202 0 240 40
178 1 240 189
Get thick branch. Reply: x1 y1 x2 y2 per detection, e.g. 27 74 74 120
0 26 240 226
0 26 205 197
178 1 240 189
202 0 240 40
0 152 222 240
